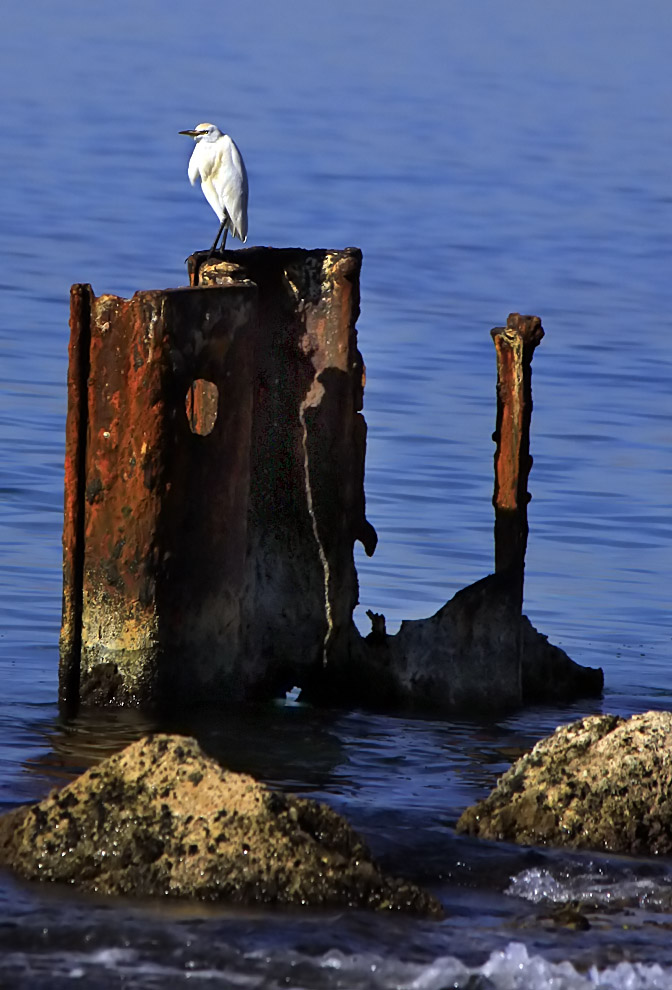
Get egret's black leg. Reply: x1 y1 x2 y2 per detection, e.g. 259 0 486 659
220 228 228 250
206 220 226 261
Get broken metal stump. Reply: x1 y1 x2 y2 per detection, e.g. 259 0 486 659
60 249 375 713
325 312 602 713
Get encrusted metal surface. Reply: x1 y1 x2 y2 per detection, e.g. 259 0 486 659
192 247 376 694
60 283 257 710
61 249 376 710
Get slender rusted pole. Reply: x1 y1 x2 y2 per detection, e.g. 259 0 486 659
491 313 544 609
58 284 93 715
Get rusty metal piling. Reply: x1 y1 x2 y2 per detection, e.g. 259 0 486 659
491 313 544 610
58 273 605 716
59 283 258 712
59 248 376 713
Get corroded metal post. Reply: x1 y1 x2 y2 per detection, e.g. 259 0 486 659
491 313 544 608
190 247 377 695
59 284 258 712
60 249 376 713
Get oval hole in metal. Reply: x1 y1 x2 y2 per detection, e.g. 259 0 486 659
185 379 219 436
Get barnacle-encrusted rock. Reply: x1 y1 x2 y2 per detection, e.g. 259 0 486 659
457 711 672 856
0 734 441 916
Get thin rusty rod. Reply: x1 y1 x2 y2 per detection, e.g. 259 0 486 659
490 313 544 607
58 284 92 715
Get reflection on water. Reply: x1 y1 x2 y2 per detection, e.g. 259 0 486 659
28 708 159 784
0 0 671 983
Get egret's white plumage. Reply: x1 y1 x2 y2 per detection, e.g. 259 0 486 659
179 122 248 251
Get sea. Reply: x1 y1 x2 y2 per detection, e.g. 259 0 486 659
0 1 671 986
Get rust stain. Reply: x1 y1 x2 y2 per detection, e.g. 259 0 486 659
185 378 219 436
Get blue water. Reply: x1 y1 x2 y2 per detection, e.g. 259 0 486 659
1 1 671 986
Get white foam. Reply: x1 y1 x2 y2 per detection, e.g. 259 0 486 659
507 866 672 910
411 943 672 990
311 942 672 990
7 940 672 989
282 686 303 705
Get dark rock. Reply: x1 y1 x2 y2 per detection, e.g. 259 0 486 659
456 711 672 856
0 734 441 915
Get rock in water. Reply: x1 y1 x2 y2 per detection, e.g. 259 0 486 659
0 734 441 915
457 711 672 856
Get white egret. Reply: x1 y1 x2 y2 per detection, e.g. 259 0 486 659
179 122 248 254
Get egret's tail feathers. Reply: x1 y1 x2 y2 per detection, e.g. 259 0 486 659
228 220 247 243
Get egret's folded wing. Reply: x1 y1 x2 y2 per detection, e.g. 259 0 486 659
212 137 249 242
187 149 201 186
